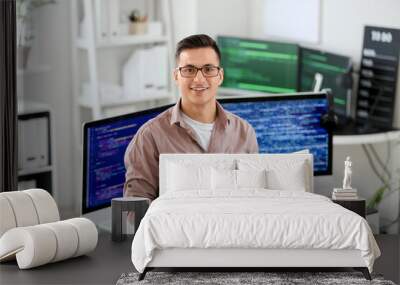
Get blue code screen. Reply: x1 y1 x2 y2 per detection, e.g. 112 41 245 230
85 111 164 209
221 97 330 173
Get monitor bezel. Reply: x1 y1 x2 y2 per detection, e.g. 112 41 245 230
82 104 173 214
217 91 333 176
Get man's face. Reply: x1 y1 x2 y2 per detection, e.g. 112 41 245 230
174 47 224 108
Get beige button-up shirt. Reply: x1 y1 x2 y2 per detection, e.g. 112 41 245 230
123 100 259 200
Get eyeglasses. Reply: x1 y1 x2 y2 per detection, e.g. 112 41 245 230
176 65 221 78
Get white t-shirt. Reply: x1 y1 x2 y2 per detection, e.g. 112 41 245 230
182 113 215 151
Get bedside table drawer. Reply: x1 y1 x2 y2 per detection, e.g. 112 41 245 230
332 199 366 218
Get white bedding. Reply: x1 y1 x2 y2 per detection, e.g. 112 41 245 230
131 190 380 273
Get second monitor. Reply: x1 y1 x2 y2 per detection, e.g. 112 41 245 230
218 36 299 94
299 47 353 119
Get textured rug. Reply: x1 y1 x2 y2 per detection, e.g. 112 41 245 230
116 271 396 285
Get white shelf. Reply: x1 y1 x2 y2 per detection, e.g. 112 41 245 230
18 165 53 176
78 92 173 108
17 65 51 76
17 100 50 115
333 130 400 145
76 34 168 49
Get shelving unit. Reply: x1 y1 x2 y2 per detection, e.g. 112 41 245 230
70 0 176 121
17 101 57 199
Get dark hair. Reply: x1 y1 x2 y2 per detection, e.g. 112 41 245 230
175 34 221 63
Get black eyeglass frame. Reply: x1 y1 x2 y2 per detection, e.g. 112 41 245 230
175 65 222 78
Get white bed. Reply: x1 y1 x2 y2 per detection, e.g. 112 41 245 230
131 154 380 280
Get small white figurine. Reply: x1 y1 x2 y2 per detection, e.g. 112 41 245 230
342 156 352 190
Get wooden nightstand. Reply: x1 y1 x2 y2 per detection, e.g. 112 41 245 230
332 198 366 218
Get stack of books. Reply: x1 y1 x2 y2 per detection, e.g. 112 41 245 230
332 188 358 200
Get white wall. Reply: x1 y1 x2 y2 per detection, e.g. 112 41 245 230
171 0 249 44
251 0 400 59
171 0 198 44
24 1 74 217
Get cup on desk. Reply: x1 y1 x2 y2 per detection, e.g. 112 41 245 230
111 197 149 242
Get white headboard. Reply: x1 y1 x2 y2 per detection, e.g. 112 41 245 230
159 153 314 195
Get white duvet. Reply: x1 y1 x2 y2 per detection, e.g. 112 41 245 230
131 190 380 273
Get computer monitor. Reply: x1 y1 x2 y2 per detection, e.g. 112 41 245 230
217 36 299 94
82 104 172 214
219 92 332 175
83 92 332 214
299 47 353 118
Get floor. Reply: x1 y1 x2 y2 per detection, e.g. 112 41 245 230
0 231 133 285
0 232 398 285
374 234 400 284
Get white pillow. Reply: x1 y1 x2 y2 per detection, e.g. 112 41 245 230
237 169 267 189
266 161 307 191
166 158 236 170
212 169 267 190
167 162 212 191
237 158 309 191
212 168 236 190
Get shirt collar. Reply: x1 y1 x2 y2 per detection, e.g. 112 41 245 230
170 99 230 129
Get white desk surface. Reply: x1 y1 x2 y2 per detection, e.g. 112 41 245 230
333 130 400 145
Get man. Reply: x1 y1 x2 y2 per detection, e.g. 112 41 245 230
124 34 258 201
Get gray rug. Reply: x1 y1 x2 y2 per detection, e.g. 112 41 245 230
116 271 396 285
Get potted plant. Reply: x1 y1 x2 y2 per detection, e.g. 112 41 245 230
367 163 400 233
128 9 148 35
16 0 56 69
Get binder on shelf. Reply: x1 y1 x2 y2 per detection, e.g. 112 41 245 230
25 119 39 169
149 45 168 91
123 48 147 98
82 82 123 103
94 0 110 40
94 0 121 39
109 0 120 37
37 117 49 167
18 117 50 170
123 46 168 99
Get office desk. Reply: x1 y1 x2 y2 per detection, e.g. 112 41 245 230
0 230 133 285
